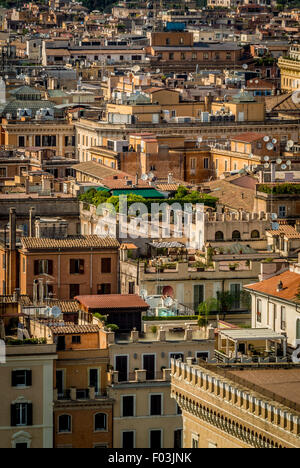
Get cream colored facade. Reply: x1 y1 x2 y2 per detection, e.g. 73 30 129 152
0 343 57 448
278 45 300 92
103 327 215 448
171 360 300 448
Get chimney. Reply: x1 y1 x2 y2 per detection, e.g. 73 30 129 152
168 173 173 184
9 208 16 251
277 281 283 292
13 288 20 302
29 207 35 237
33 279 38 305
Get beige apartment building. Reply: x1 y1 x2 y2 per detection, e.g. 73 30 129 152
171 359 300 448
102 326 215 448
0 343 57 448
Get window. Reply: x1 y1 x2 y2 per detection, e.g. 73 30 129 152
0 167 7 177
281 307 286 330
70 259 84 274
232 230 241 240
12 370 32 388
191 158 196 170
115 355 128 382
230 283 241 309
194 285 204 312
150 394 162 416
35 135 41 146
129 282 135 294
203 53 209 60
170 353 184 366
11 403 32 427
169 53 174 60
71 335 81 344
122 431 135 448
257 299 262 323
34 259 53 275
150 430 162 448
69 284 80 299
181 53 186 60
122 395 135 417
251 230 260 239
278 206 286 218
224 160 228 171
192 435 199 448
42 135 56 147
215 231 224 241
179 37 184 44
101 258 111 274
58 414 71 433
89 369 100 395
97 283 111 294
204 158 209 169
18 136 25 147
143 354 155 380
192 52 197 60
166 38 170 45
174 429 182 449
94 413 107 431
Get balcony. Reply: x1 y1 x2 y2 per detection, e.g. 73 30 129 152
54 387 107 402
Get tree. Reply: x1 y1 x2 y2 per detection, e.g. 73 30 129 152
217 291 234 321
198 297 218 328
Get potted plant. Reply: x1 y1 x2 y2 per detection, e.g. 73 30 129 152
229 263 238 271
195 261 205 272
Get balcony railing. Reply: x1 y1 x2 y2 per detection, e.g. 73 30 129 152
54 387 107 401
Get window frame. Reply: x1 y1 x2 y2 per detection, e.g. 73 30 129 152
58 414 72 434
149 393 163 417
94 412 108 432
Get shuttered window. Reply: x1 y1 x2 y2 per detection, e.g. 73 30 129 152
11 403 33 427
12 370 32 387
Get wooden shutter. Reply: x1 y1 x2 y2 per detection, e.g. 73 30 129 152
26 370 32 387
11 404 17 427
27 403 33 426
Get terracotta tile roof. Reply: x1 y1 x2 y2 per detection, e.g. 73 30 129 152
204 178 255 211
267 224 300 239
21 235 120 250
75 294 149 310
244 270 300 302
156 184 179 192
120 243 138 250
47 300 79 313
0 295 31 305
50 323 100 335
265 93 300 112
231 133 265 143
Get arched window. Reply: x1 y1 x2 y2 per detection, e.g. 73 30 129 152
251 230 260 239
58 414 71 433
215 231 224 241
232 230 241 240
94 413 107 432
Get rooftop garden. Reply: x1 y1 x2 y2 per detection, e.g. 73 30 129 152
258 183 300 195
79 186 218 210
6 338 47 346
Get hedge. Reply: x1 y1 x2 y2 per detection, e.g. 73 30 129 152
6 338 47 345
143 315 198 321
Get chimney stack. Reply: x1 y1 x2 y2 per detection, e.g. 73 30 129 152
29 207 35 237
277 281 283 292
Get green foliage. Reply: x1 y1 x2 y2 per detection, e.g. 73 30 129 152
94 313 107 323
6 338 47 345
143 315 198 321
198 297 218 328
258 183 300 195
150 326 158 334
106 323 119 332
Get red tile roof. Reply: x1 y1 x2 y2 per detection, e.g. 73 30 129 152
50 323 100 335
245 270 300 302
231 133 265 143
267 224 300 239
75 294 149 310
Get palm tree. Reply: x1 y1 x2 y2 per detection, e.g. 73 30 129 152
198 297 218 328
216 291 234 321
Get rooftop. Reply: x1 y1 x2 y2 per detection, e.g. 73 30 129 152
50 323 100 335
75 294 149 310
244 270 300 302
21 235 120 250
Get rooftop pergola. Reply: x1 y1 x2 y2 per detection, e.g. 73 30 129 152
218 328 287 359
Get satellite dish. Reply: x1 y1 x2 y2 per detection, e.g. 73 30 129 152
263 136 270 142
267 143 274 151
271 213 278 220
20 155 25 160
281 164 287 170
51 306 61 318
141 174 148 181
264 156 270 161
291 89 300 105
253 164 258 169
242 63 248 70
132 65 141 73
156 68 161 74
148 172 155 180
287 140 294 148
286 160 292 166
272 138 277 144
249 153 254 158
197 136 203 143
276 158 282 165
164 297 174 308
264 163 270 169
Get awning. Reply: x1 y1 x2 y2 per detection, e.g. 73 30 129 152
112 189 165 198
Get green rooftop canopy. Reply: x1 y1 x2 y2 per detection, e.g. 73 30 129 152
112 189 165 199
